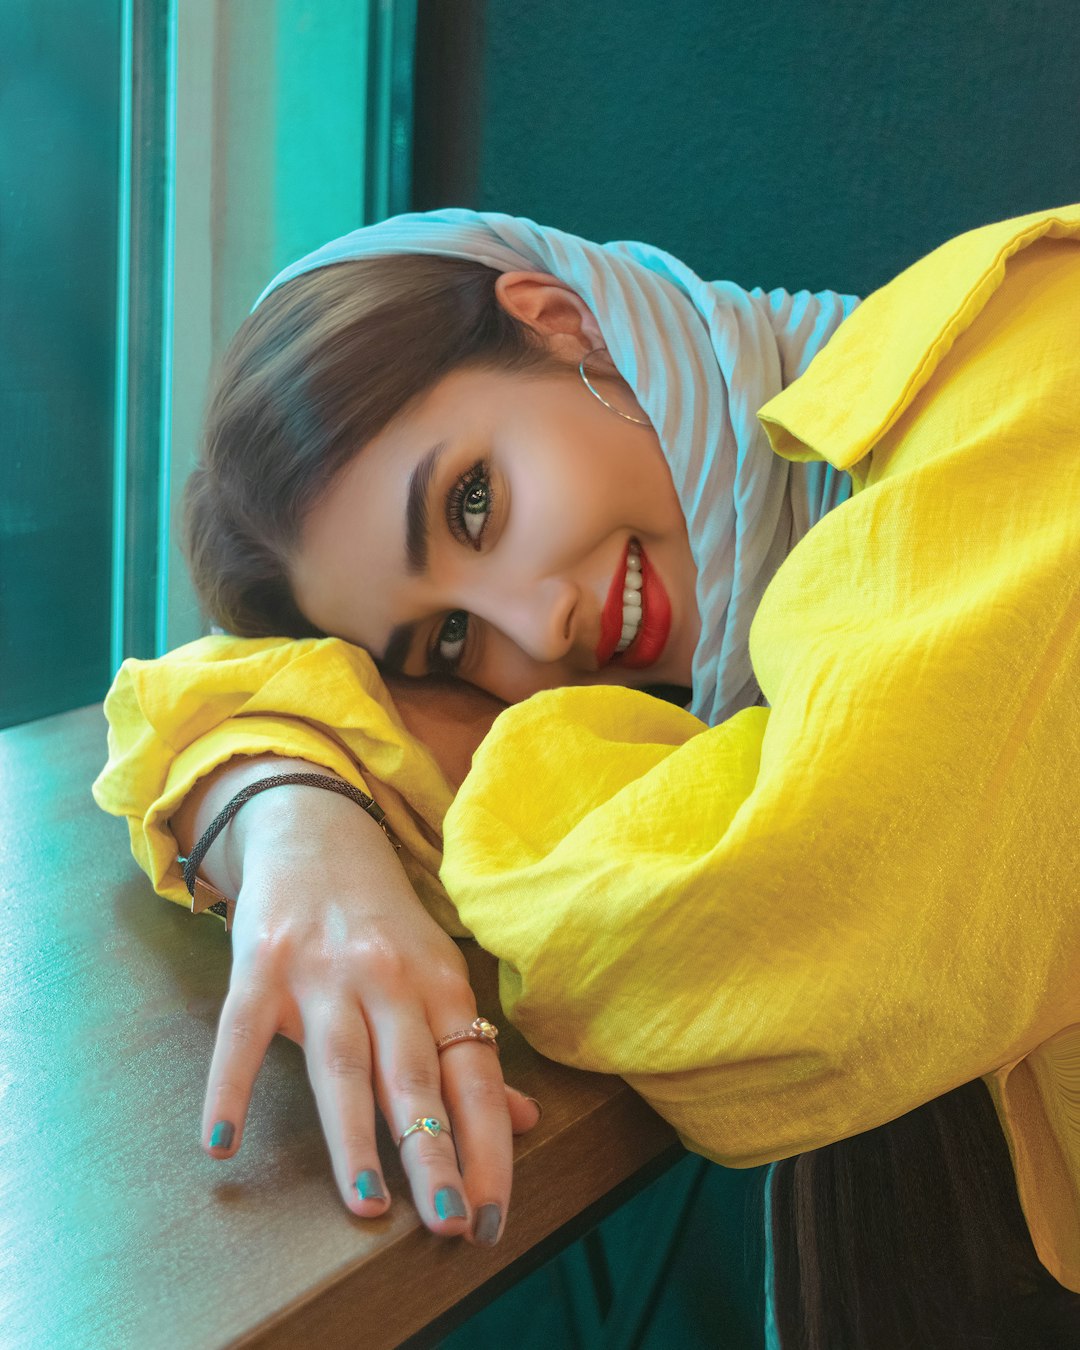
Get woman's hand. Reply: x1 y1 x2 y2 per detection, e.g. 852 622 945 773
174 756 539 1244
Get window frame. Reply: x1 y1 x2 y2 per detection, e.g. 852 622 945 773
111 0 417 663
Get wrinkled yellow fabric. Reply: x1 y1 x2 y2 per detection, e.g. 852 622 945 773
439 205 1080 1290
93 203 1080 1288
92 636 464 935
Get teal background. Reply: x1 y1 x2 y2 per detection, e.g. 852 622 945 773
434 1154 769 1349
1 1 120 726
418 0 1080 294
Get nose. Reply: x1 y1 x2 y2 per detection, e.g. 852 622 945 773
467 572 578 664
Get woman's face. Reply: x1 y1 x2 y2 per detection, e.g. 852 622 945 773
290 272 701 706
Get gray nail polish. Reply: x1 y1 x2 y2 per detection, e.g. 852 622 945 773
355 1169 386 1202
209 1120 234 1149
434 1186 467 1220
474 1203 501 1246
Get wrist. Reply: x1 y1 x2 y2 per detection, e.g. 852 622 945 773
181 760 389 904
228 780 391 886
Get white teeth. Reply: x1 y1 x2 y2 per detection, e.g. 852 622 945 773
614 542 644 653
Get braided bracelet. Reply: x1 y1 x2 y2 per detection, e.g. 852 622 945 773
178 773 398 931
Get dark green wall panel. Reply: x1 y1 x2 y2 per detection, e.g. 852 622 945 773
0 2 120 727
470 0 1080 295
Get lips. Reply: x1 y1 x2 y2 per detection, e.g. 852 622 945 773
596 539 672 670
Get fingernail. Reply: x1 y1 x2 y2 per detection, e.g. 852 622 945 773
434 1186 467 1220
209 1120 235 1150
525 1096 544 1122
474 1203 501 1246
355 1169 386 1202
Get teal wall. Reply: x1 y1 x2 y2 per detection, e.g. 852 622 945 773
3 2 417 725
1 2 120 727
424 0 1080 295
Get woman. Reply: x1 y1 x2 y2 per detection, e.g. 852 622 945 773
95 204 1080 1346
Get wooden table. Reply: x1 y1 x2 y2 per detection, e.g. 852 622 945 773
0 706 679 1350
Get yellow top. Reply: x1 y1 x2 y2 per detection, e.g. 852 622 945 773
93 635 462 934
93 203 1080 1290
440 204 1080 1292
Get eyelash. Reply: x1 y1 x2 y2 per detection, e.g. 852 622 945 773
430 610 469 675
445 460 494 550
430 462 494 673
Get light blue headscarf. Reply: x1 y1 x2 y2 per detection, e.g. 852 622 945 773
258 209 859 724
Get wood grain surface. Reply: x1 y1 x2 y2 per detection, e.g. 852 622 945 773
0 705 677 1350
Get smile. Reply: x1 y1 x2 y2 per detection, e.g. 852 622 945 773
596 538 673 670
614 540 643 652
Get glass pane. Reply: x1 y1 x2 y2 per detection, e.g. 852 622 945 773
0 1 121 727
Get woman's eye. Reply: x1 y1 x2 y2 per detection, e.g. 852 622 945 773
447 462 493 549
462 480 490 541
435 610 469 668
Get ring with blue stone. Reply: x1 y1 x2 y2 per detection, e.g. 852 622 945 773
398 1116 453 1147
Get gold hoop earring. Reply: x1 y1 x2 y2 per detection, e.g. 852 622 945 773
578 347 650 426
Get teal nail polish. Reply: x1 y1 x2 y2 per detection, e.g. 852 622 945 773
474 1203 501 1245
434 1186 466 1220
355 1169 386 1202
209 1120 234 1149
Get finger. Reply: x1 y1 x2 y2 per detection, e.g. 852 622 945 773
437 1036 515 1246
505 1087 543 1135
202 977 281 1160
301 996 390 1218
367 1005 470 1237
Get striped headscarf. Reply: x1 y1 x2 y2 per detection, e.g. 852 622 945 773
258 209 859 724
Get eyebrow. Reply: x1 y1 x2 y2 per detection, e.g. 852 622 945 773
405 439 448 576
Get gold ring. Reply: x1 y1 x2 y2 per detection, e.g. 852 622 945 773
435 1017 500 1054
398 1116 453 1147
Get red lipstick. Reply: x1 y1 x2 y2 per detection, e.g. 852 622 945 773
596 539 631 667
595 539 672 670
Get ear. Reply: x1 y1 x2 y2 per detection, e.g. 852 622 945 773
494 270 606 364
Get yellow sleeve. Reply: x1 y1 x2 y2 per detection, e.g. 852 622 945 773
92 634 463 935
440 205 1080 1290
445 676 1049 1165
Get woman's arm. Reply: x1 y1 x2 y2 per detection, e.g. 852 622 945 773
166 669 527 1242
172 750 538 1243
92 634 466 928
97 633 532 1242
170 666 504 894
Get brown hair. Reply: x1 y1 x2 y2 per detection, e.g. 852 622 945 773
768 1077 1080 1347
183 254 561 636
